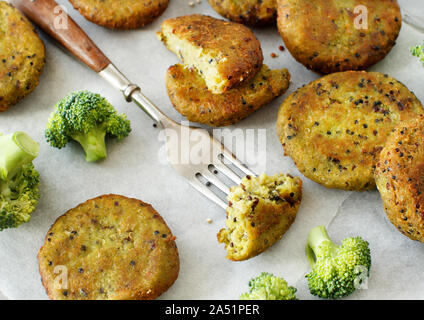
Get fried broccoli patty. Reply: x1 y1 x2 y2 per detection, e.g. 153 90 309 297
0 1 45 111
277 71 423 191
375 115 424 242
208 0 277 26
218 174 302 261
166 64 290 126
158 14 263 94
69 0 169 29
277 0 401 74
38 194 179 300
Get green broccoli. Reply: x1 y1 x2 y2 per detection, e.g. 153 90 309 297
240 272 297 300
305 225 371 299
45 90 131 162
0 131 40 231
411 43 424 66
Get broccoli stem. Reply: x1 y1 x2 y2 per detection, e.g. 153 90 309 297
72 126 107 162
0 132 40 181
306 225 338 267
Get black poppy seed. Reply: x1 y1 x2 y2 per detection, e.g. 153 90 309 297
251 222 255 227
154 230 160 235
162 234 167 238
130 261 136 266
78 268 84 273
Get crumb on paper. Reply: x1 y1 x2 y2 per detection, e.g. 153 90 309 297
188 1 195 6
271 53 279 58
279 45 285 51
206 218 213 224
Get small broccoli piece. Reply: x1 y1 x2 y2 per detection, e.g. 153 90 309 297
240 272 297 300
45 90 131 162
0 131 40 231
305 225 371 299
411 43 424 66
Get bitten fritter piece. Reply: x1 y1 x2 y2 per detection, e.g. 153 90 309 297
0 1 45 111
38 194 179 300
375 116 424 242
69 0 169 29
218 174 302 261
157 14 263 94
208 0 277 26
277 0 401 74
166 64 290 127
277 71 423 191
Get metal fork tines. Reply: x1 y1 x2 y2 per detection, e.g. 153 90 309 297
164 123 256 210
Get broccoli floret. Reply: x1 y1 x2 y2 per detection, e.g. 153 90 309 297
240 272 297 300
45 90 131 162
0 131 40 231
305 225 371 299
411 43 424 66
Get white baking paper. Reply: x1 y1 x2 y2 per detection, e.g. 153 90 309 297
0 0 423 300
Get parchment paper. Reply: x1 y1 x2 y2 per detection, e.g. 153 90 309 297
0 0 423 300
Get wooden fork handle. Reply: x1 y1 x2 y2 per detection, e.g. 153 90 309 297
11 0 111 72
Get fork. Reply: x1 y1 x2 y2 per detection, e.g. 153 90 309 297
12 0 256 210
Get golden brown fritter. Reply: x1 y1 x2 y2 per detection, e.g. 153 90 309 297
0 1 45 111
218 173 302 261
69 0 169 29
277 71 423 191
277 0 401 74
38 194 179 300
208 0 277 26
157 14 263 94
166 64 290 127
375 116 424 242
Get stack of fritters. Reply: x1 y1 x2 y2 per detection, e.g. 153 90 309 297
158 14 290 127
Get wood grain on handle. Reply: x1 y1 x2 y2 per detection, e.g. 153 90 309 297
11 0 111 72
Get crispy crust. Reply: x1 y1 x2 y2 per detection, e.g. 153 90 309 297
208 0 277 26
277 0 401 74
277 71 423 191
375 116 424 242
158 14 263 92
0 1 45 111
69 0 169 29
166 64 290 127
38 194 179 300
